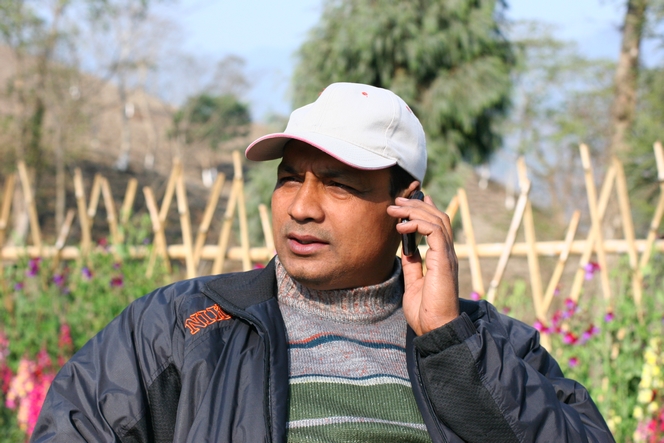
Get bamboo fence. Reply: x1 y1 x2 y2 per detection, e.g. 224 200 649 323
1 144 664 335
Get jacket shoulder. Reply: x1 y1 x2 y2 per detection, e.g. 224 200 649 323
203 259 277 310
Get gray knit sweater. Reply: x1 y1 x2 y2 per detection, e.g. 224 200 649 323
275 257 431 442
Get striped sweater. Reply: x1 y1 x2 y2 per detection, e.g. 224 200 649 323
275 258 432 442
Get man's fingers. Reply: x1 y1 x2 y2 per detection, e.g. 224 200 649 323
401 248 424 287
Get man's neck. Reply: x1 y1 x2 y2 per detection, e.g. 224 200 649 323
275 256 403 323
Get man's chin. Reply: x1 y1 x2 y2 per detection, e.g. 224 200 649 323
278 257 338 290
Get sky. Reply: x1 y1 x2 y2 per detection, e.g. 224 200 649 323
155 0 630 122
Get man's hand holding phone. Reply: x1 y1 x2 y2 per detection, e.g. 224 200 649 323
388 191 460 336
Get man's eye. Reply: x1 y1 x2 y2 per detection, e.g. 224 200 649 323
330 182 356 192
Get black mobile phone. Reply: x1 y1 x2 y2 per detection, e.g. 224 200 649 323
401 190 424 257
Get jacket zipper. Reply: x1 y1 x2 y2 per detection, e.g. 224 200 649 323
201 288 274 443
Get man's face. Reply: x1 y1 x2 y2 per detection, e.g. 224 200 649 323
271 141 404 290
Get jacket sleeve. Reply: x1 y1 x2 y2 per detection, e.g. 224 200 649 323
30 285 183 443
413 302 615 443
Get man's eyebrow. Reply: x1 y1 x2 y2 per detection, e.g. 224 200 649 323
278 164 358 181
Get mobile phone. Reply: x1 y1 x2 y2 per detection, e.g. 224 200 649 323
401 190 424 257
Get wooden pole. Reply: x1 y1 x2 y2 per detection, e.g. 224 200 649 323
487 165 531 303
53 209 76 268
639 141 664 271
146 161 181 275
457 188 484 296
613 156 642 315
543 210 581 314
259 203 275 256
580 144 612 307
445 195 459 224
87 173 103 230
175 173 196 278
0 174 16 255
73 168 92 255
569 164 616 302
100 178 121 247
449 238 664 257
0 244 273 262
17 162 42 253
143 186 171 276
121 178 138 225
193 173 226 267
212 177 241 275
0 173 16 293
233 151 252 271
518 159 545 322
159 160 181 226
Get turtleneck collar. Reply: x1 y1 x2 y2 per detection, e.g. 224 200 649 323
275 256 403 324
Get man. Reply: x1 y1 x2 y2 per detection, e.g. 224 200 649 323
33 83 614 442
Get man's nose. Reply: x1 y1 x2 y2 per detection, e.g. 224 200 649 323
288 178 324 222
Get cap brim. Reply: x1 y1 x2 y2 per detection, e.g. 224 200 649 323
245 132 396 171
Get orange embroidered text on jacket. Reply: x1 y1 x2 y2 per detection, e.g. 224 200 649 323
184 305 231 335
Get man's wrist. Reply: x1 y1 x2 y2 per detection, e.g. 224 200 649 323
414 312 476 356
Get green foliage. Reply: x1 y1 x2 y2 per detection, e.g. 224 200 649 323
172 93 251 150
0 254 169 367
534 254 664 441
292 0 514 201
0 213 170 440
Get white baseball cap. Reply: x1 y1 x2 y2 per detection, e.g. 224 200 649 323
245 82 427 182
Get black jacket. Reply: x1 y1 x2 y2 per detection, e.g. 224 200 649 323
32 259 614 443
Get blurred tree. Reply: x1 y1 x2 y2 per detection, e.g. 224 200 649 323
0 0 92 232
210 55 251 99
290 0 514 199
0 0 170 233
172 93 251 151
502 22 614 226
609 0 649 157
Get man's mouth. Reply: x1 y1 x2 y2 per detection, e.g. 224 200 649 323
286 234 328 254
289 234 326 244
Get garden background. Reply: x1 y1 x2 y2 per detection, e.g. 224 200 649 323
2 0 664 441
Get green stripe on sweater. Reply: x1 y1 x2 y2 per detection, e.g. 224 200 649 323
287 420 431 443
288 382 426 424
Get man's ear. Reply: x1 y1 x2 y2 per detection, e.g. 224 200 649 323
398 181 421 199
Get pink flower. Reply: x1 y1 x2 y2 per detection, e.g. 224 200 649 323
6 353 56 437
562 332 578 345
24 372 54 436
53 274 65 287
568 357 579 367
0 364 12 395
580 324 600 344
564 298 577 311
0 330 9 362
26 258 40 277
533 320 549 334
604 312 614 323
110 276 123 288
470 291 481 301
584 261 600 280
58 324 73 352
